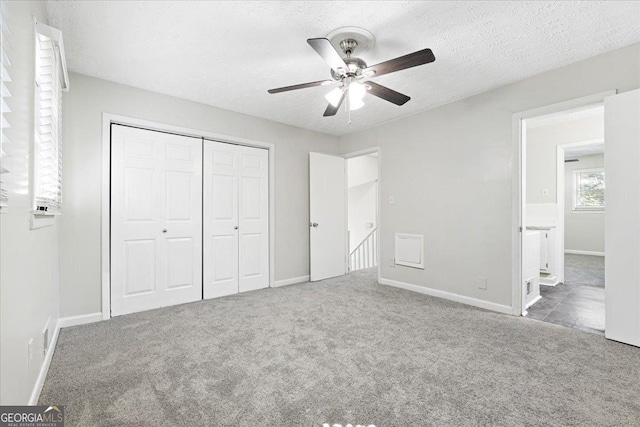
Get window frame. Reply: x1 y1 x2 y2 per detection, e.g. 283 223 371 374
31 19 68 227
572 167 605 212
0 3 12 213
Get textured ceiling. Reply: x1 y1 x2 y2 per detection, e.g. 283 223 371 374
44 1 640 136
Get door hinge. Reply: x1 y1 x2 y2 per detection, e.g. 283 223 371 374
519 226 522 232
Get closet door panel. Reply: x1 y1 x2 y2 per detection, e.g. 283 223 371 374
238 146 269 293
111 125 202 316
204 141 269 298
204 141 239 299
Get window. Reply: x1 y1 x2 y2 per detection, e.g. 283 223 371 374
1 4 12 213
573 168 605 211
33 21 68 217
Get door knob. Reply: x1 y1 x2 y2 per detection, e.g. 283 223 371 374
234 226 239 230
162 229 167 233
310 222 318 227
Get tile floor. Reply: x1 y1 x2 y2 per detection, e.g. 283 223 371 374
527 254 605 335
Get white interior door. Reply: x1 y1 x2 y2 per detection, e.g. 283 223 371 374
204 141 269 298
310 152 346 281
605 89 640 347
111 125 202 316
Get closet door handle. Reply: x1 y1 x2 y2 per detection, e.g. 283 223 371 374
162 229 167 233
234 226 239 230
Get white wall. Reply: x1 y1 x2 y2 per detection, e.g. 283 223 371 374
348 155 378 188
339 43 640 309
59 72 339 317
0 1 59 405
348 155 378 251
526 115 603 204
565 154 605 253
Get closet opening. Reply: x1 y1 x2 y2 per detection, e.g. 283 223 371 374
102 115 275 318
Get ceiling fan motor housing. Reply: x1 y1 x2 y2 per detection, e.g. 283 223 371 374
331 56 368 80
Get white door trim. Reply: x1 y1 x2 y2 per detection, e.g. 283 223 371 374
511 91 615 316
101 113 276 320
343 146 381 283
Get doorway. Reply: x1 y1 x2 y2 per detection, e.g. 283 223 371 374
514 89 640 347
347 152 379 272
308 147 380 282
521 105 606 334
105 116 275 318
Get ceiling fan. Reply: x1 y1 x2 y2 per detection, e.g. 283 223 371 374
267 28 435 119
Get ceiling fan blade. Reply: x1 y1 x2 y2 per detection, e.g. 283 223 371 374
323 88 346 117
363 48 435 78
366 82 411 106
268 80 334 94
307 38 348 73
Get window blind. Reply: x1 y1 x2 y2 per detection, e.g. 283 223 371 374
0 5 11 212
34 25 64 213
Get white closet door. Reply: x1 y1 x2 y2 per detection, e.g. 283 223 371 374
204 141 269 298
204 141 240 299
238 145 269 293
111 125 202 316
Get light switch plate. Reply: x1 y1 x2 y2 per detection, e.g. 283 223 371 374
389 196 395 205
541 188 549 197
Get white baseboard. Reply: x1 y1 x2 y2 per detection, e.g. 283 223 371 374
540 276 561 286
565 249 605 257
28 312 102 405
273 275 310 288
57 312 103 329
378 277 513 315
525 295 543 309
28 319 60 405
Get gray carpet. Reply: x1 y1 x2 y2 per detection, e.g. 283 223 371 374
564 254 604 287
40 269 640 426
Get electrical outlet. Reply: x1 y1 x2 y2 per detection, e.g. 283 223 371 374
389 258 396 267
478 276 487 290
541 188 549 197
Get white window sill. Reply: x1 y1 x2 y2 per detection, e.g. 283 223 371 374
571 208 605 214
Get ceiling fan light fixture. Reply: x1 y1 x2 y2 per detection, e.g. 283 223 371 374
349 98 365 111
348 81 366 102
325 87 344 107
